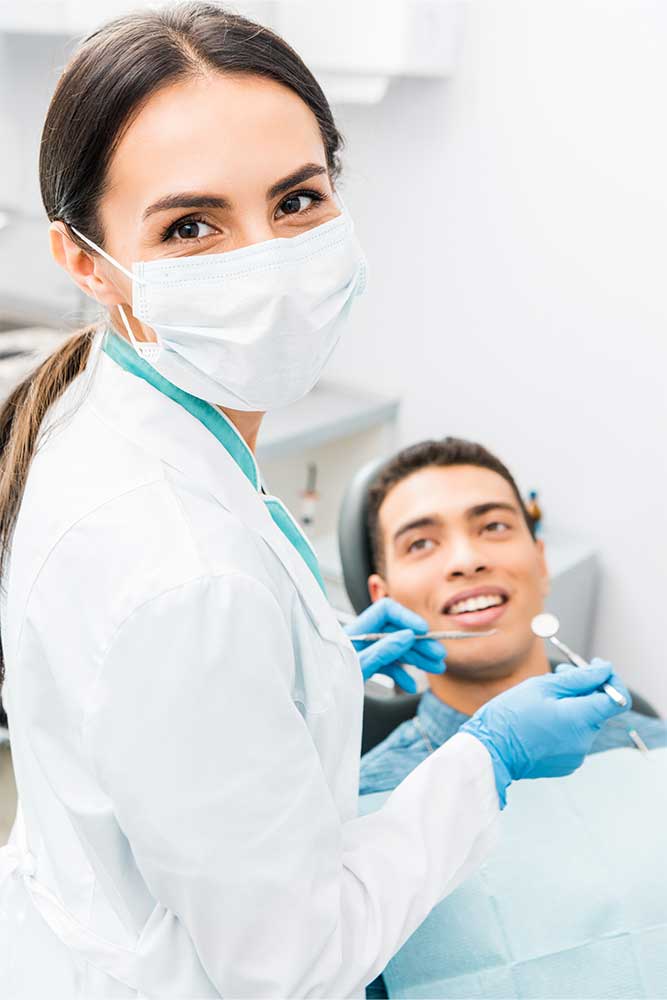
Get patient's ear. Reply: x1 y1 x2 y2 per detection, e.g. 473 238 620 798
535 539 550 599
368 573 388 603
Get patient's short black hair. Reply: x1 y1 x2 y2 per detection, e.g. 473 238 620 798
367 437 537 574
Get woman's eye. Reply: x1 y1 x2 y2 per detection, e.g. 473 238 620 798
275 193 320 219
171 219 216 241
408 538 436 554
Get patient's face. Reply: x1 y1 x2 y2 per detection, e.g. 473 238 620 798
368 465 549 680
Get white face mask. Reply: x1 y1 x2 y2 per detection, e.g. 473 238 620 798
73 207 366 410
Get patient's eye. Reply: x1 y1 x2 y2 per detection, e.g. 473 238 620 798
484 521 511 535
407 537 436 554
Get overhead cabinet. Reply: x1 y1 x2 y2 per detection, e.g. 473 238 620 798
0 0 467 103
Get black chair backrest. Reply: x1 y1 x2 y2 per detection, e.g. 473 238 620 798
337 456 386 614
362 692 421 756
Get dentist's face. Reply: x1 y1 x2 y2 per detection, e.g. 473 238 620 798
55 72 340 324
368 465 550 680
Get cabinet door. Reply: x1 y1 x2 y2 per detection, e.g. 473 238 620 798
0 0 155 36
0 1 66 33
65 0 152 36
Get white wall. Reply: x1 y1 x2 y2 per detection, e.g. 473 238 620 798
327 0 667 713
0 32 81 318
0 32 75 214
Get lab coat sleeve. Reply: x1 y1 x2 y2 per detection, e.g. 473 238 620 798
86 573 499 998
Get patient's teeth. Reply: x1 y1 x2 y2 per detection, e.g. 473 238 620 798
447 594 504 614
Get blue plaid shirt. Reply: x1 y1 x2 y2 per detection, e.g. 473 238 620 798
360 690 667 796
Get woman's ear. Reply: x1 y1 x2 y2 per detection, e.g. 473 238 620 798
49 222 126 306
368 573 389 603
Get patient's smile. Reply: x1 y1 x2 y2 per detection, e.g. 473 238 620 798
368 463 551 688
440 600 508 629
442 586 509 625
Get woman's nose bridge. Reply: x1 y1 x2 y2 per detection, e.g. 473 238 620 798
235 211 279 250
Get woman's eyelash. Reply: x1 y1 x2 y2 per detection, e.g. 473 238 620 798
280 188 326 208
159 189 327 242
160 214 209 242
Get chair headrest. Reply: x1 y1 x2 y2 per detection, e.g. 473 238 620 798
337 456 387 614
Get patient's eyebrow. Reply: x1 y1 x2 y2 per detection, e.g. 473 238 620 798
393 515 443 544
392 503 519 544
467 502 519 519
142 193 231 221
267 163 327 200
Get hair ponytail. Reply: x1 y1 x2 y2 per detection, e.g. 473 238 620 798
0 328 94 682
0 329 95 574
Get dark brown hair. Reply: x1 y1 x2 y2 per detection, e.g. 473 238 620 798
367 437 537 574
0 1 343 584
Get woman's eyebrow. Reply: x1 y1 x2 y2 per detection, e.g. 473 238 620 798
142 193 231 221
267 163 327 200
140 164 327 221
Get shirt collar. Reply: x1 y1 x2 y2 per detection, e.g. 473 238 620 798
103 330 261 490
417 691 470 750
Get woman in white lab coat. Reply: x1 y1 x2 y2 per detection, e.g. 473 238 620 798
0 5 629 997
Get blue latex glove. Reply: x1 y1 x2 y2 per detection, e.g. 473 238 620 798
461 659 631 808
346 598 446 694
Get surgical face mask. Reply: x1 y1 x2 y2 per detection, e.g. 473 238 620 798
73 207 366 410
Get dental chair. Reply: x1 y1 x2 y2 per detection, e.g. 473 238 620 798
338 459 661 756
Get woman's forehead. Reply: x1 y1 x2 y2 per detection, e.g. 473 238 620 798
104 73 327 218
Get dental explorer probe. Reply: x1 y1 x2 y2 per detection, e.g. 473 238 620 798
349 629 497 642
531 613 627 707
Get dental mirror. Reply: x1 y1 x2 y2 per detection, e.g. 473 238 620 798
531 613 627 707
531 613 560 641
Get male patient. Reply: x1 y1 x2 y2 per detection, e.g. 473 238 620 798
359 437 666 796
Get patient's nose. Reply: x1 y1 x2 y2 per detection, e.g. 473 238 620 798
445 538 488 579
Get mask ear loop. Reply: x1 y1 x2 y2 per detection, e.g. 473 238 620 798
117 304 162 364
69 225 143 284
68 225 160 362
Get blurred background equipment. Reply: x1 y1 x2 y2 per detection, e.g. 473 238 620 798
525 489 543 536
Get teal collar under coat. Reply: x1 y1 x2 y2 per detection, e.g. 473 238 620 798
103 331 325 592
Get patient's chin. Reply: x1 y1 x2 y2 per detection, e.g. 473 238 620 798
442 659 519 683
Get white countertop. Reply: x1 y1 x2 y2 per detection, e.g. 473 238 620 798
257 380 399 461
0 327 400 460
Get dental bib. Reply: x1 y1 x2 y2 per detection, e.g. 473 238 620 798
361 748 667 999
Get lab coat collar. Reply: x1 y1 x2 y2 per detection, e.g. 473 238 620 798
103 330 262 487
93 331 340 642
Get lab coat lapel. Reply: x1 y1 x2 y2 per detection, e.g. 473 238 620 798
91 349 342 643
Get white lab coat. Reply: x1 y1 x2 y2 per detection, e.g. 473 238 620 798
0 332 499 998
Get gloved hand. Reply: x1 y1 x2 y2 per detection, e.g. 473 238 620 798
460 659 631 808
346 598 446 694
